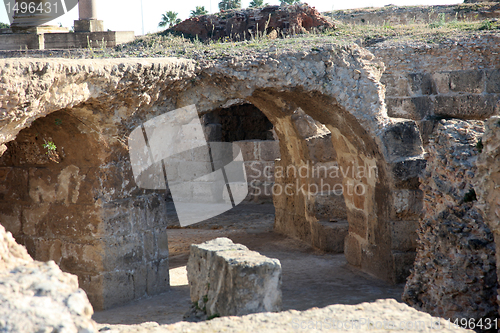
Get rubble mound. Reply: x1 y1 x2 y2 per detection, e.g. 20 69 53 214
169 3 335 41
0 224 97 333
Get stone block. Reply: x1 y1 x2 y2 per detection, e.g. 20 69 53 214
102 270 135 309
233 141 260 161
156 230 169 260
380 74 410 97
390 157 427 183
486 69 500 94
187 238 281 317
103 235 144 271
259 141 281 161
178 161 212 181
312 192 347 220
344 233 362 267
449 70 484 94
381 120 423 161
146 195 168 229
434 95 497 119
0 204 21 235
385 97 432 120
391 189 424 220
306 134 337 162
392 251 417 283
143 231 156 262
0 167 29 203
60 241 103 275
432 72 451 94
346 208 367 238
311 220 348 253
133 265 148 300
146 259 169 296
408 73 437 96
74 19 104 33
390 220 418 251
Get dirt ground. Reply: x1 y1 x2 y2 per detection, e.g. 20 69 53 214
93 203 405 329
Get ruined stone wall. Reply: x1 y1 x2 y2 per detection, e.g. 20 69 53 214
0 45 426 288
477 116 500 317
326 3 500 26
0 109 170 310
369 34 500 144
402 120 498 321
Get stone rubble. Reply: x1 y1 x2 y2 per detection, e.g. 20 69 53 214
0 224 97 332
403 119 498 321
170 3 335 41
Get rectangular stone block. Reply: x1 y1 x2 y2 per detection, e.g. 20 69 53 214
311 220 348 253
448 70 484 94
391 189 424 220
344 233 363 267
408 73 437 96
156 230 169 260
380 74 410 97
233 141 260 161
306 134 337 162
103 235 144 271
259 141 280 161
102 270 135 309
178 161 212 181
0 167 29 203
434 95 497 119
386 97 432 120
346 208 367 238
187 238 281 317
146 259 169 296
432 72 451 94
390 220 418 252
486 69 500 94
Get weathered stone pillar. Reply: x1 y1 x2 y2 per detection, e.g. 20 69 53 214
74 0 103 32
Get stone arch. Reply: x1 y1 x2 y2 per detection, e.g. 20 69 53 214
0 45 425 310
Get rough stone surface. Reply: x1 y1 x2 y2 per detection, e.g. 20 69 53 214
403 119 498 321
0 224 97 332
96 299 472 333
171 4 335 41
187 237 282 317
476 115 500 316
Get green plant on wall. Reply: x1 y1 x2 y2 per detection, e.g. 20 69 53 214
43 140 59 163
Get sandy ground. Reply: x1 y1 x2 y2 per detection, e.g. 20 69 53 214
93 203 405 329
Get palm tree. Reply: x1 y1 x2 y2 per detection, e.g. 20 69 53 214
249 0 268 8
190 6 208 17
218 0 241 11
280 0 300 5
159 11 181 28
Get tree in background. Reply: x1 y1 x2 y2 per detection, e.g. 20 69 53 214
249 0 268 8
0 22 10 29
218 0 241 11
190 6 208 17
280 0 300 5
159 11 181 28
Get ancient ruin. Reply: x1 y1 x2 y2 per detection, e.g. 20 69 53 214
0 1 500 332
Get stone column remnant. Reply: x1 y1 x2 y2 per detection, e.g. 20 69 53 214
74 0 103 32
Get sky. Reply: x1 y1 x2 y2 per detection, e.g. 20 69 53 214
1 0 461 36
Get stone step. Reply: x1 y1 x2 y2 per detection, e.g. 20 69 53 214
311 219 349 253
